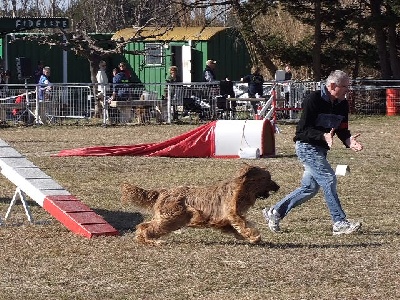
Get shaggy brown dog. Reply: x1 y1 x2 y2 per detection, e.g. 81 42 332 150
121 164 279 245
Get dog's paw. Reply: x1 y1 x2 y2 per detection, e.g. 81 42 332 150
249 234 261 244
247 227 261 244
173 227 188 235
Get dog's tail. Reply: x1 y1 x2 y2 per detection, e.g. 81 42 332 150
121 182 160 209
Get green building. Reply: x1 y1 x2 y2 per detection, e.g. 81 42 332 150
1 27 251 86
112 26 251 83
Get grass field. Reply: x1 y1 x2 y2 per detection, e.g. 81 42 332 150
0 116 399 300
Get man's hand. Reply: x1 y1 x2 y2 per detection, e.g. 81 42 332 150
346 133 363 152
324 128 335 148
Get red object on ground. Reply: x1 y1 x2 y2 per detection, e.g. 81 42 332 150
12 95 23 116
386 88 400 116
56 121 217 157
56 119 276 158
43 195 119 238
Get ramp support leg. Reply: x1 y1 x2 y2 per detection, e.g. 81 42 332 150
3 187 34 224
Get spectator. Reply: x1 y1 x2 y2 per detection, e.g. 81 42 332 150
284 64 293 104
95 60 109 118
119 62 131 81
38 66 51 100
284 64 293 81
166 66 181 83
165 66 181 100
203 60 217 82
110 67 129 101
37 66 52 123
262 70 363 236
241 66 264 113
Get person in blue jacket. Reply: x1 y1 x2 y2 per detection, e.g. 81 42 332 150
263 70 363 235
110 68 129 101
36 66 52 123
38 66 51 101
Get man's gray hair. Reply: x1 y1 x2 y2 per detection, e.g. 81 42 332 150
326 70 349 85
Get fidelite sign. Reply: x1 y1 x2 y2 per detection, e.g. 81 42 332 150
14 18 69 30
0 17 69 31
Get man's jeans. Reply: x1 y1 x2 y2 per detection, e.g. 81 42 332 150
274 141 346 223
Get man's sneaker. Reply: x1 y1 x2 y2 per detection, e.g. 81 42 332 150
262 207 281 232
332 220 361 235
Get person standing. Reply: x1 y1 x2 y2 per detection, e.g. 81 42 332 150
241 66 264 113
263 70 363 235
284 64 292 81
203 60 217 82
37 66 52 123
284 64 293 105
95 60 108 118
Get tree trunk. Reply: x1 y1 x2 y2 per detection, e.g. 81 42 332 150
370 0 391 79
313 0 321 81
387 10 400 79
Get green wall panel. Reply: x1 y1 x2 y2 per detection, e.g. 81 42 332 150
1 28 251 87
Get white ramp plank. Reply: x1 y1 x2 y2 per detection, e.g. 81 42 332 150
0 138 118 238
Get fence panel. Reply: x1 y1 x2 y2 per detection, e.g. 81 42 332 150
103 83 166 125
166 83 220 123
44 85 93 123
0 84 37 124
1 80 399 127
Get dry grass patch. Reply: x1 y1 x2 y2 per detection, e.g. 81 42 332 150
0 116 399 299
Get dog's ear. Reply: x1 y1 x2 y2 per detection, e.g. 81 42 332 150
238 165 271 180
238 163 253 176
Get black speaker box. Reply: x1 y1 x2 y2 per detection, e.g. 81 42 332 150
16 57 32 79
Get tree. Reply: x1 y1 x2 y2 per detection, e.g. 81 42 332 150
368 0 400 79
178 0 283 77
3 0 399 81
280 0 385 79
5 0 183 84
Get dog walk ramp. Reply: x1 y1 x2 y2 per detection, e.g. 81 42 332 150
0 138 118 238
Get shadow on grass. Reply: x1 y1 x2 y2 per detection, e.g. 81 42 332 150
169 237 384 249
259 240 384 249
0 198 144 233
273 154 297 159
361 230 400 236
93 208 144 233
90 208 393 248
0 197 10 204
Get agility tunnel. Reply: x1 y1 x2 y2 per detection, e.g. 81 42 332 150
56 119 275 158
0 138 118 238
212 120 275 158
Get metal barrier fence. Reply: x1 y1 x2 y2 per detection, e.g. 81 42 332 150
0 80 399 126
0 83 92 125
